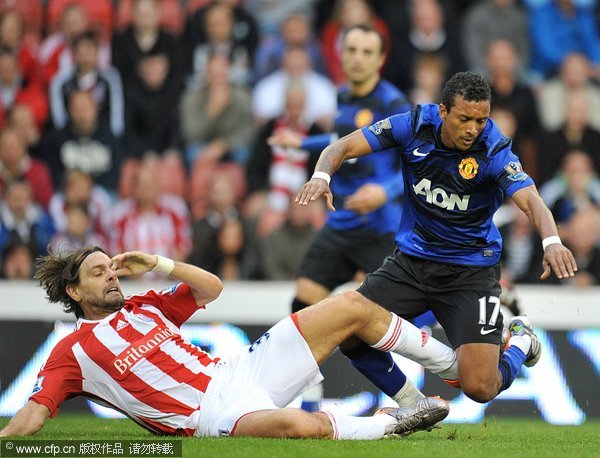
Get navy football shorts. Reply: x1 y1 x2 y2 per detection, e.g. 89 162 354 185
357 250 503 348
298 225 395 291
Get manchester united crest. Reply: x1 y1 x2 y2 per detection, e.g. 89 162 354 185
458 157 478 180
355 109 374 128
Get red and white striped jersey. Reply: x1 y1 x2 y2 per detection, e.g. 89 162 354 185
30 283 218 436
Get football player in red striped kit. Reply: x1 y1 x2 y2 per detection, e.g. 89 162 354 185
0 246 457 439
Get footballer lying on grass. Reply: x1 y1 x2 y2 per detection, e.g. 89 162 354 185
0 247 455 439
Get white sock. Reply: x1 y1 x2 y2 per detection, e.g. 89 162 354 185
323 411 394 440
509 334 532 356
393 378 425 407
372 313 459 380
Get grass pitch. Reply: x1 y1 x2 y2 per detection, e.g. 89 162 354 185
1 414 599 458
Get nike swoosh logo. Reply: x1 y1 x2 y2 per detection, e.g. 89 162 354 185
413 148 429 157
480 327 497 335
387 363 395 373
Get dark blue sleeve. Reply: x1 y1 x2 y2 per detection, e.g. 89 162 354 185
361 112 412 152
489 148 535 197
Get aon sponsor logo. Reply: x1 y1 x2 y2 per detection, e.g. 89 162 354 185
413 178 470 211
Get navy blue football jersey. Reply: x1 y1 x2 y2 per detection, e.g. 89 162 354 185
328 80 411 233
362 104 534 266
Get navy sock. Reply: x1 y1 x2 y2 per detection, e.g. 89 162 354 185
498 345 527 392
348 347 407 397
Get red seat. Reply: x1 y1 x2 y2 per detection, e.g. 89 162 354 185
46 0 114 40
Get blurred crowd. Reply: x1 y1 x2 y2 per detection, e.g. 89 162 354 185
0 0 599 286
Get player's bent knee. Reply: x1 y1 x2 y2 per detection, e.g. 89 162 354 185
277 411 332 439
461 379 498 403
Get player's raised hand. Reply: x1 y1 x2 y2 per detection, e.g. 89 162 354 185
344 183 387 214
296 177 335 211
111 251 157 277
540 243 578 280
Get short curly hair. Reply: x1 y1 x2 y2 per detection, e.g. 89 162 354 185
34 246 106 318
441 71 491 111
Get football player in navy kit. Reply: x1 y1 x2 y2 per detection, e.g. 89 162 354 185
296 71 577 403
269 24 434 408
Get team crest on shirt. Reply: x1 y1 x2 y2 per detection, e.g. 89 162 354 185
458 157 479 180
31 376 45 394
504 161 529 182
355 109 374 128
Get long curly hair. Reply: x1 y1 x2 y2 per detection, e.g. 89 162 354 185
34 246 106 318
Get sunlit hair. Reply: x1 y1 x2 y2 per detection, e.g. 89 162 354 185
441 71 491 111
34 246 106 318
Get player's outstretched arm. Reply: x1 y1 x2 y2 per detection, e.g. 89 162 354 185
511 186 578 280
111 251 223 307
0 401 50 437
296 130 372 210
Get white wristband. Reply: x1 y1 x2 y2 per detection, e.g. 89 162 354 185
152 255 175 274
312 171 331 185
542 236 562 250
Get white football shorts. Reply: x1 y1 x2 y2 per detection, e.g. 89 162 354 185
196 315 324 437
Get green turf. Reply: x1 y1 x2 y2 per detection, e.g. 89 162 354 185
1 415 599 458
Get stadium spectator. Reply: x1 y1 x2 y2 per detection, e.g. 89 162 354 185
537 52 600 133
48 169 112 240
49 30 124 137
0 246 453 438
388 0 464 93
539 149 600 224
252 45 336 129
461 0 530 76
561 206 600 287
120 49 185 198
41 90 122 194
8 104 42 159
536 89 600 184
498 199 543 284
0 127 53 209
260 199 318 280
0 47 47 130
183 2 253 87
528 0 600 82
319 0 390 86
49 201 106 254
296 71 570 404
188 169 258 279
246 80 324 235
245 0 315 37
253 13 324 82
110 160 191 264
0 180 54 262
180 54 253 168
0 239 34 279
408 53 447 105
111 0 182 88
0 10 39 85
38 3 111 88
484 39 540 179
184 0 258 74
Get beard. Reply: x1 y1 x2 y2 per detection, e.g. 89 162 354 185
84 292 125 315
